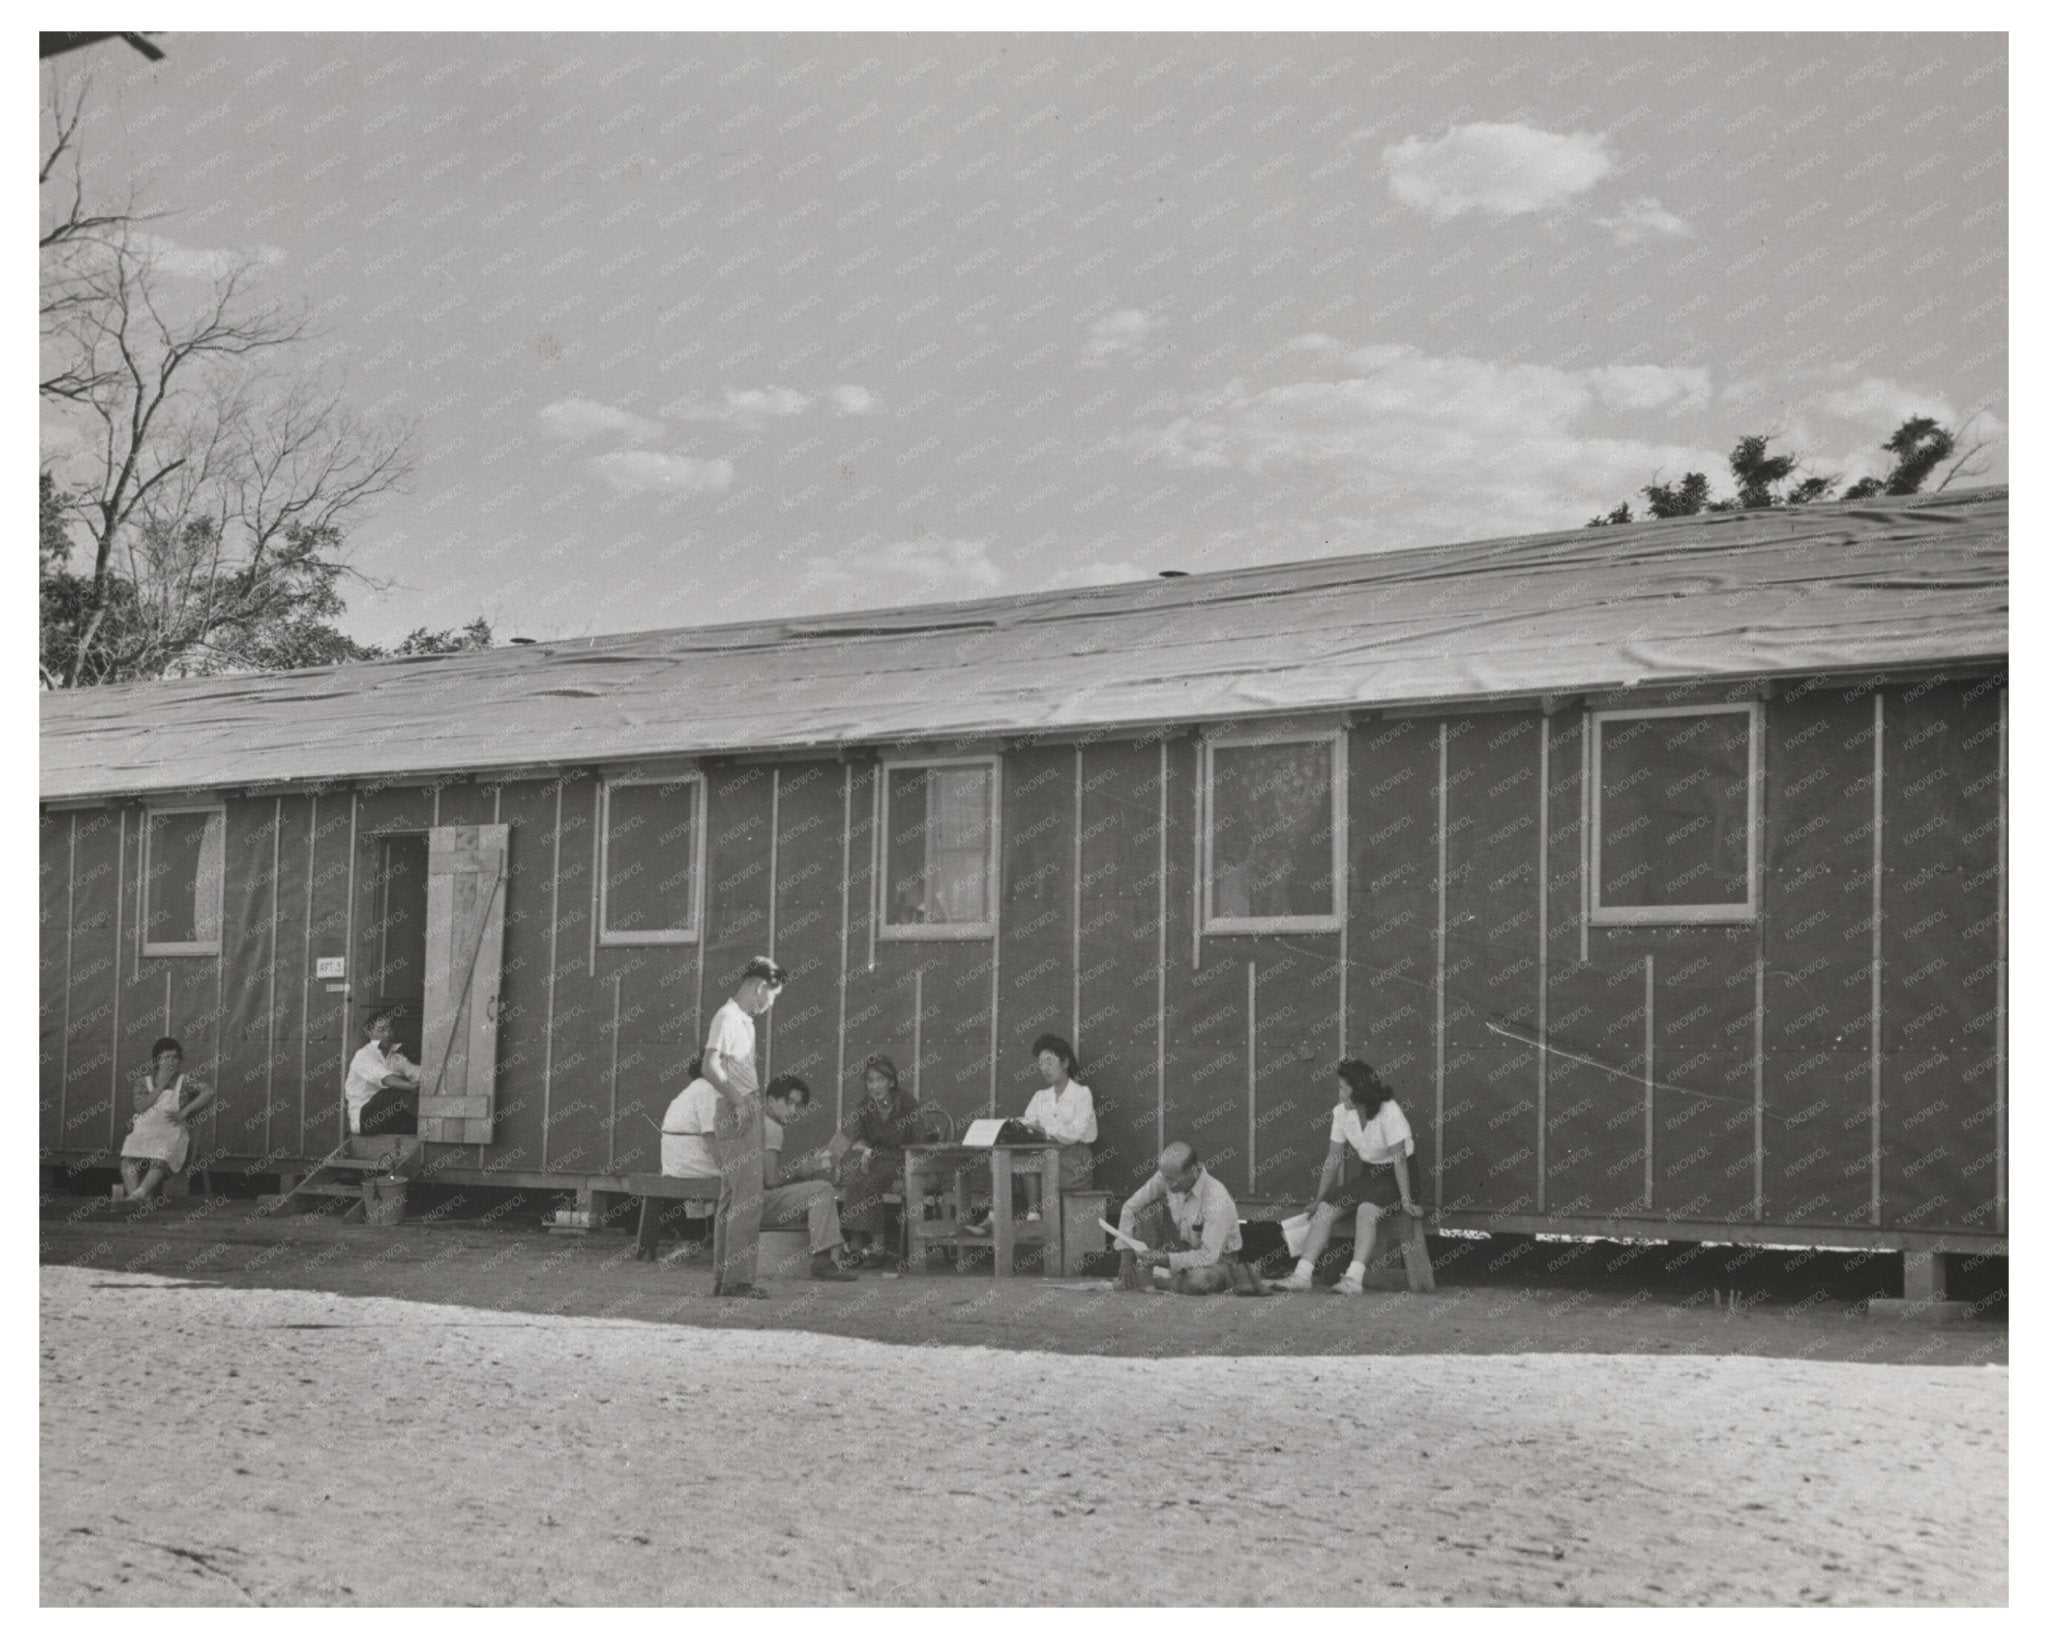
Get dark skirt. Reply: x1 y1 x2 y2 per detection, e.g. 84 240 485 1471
840 1150 903 1235
1319 1160 1403 1215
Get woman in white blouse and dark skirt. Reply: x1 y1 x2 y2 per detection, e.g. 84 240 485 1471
1271 1058 1422 1294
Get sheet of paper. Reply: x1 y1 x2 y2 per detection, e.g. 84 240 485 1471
960 1118 1006 1147
1099 1218 1147 1251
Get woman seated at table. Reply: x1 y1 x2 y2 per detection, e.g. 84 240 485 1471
966 1033 1096 1233
825 1053 929 1267
119 1036 216 1203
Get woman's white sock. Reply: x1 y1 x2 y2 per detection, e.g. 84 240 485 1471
1293 1257 1314 1278
1345 1260 1366 1282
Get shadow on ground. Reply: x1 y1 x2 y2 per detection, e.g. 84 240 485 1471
40 1186 2006 1366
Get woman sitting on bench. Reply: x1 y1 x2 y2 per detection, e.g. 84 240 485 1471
1271 1058 1422 1295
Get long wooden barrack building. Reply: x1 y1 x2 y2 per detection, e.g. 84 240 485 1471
39 488 2008 1258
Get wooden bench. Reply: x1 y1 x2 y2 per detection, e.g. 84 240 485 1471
621 1173 723 1261
1239 1198 1438 1293
1359 1208 1437 1294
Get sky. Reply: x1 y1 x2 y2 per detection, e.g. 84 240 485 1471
39 30 2009 648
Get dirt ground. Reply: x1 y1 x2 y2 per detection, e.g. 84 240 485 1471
40 1201 2007 1605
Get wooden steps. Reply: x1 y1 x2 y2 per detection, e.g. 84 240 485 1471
262 1136 424 1218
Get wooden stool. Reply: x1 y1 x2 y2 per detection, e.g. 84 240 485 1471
1369 1210 1437 1293
1059 1189 1111 1276
757 1229 811 1278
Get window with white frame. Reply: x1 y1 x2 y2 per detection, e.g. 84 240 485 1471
1590 703 1760 924
1202 731 1345 932
599 776 703 944
881 758 998 936
141 806 225 956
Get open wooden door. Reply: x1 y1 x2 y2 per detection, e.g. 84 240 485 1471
417 824 508 1145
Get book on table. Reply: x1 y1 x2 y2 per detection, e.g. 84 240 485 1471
960 1118 1046 1147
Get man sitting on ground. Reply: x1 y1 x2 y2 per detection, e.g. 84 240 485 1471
345 1011 421 1136
759 1073 856 1282
1114 1141 1266 1295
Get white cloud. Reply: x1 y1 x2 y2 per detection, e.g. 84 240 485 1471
1820 376 1963 432
1343 342 1424 374
1383 122 1612 220
1587 365 1712 414
537 396 663 443
1282 333 1352 358
132 231 286 278
1592 197 1694 246
723 386 813 421
1082 308 1163 366
1120 344 1726 538
671 386 812 425
797 537 1005 607
669 384 881 425
589 450 734 494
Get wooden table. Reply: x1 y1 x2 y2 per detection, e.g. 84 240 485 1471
902 1143 1062 1276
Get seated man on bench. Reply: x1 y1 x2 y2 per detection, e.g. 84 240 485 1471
654 1055 721 1262
1114 1140 1266 1296
759 1074 857 1283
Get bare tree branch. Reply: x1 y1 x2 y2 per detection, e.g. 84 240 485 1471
1934 410 1998 492
43 203 415 684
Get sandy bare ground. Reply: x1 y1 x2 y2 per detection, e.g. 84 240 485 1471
42 1263 2004 1606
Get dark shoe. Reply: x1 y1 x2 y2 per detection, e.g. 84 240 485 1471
1229 1260 1270 1297
811 1253 857 1282
716 1281 771 1300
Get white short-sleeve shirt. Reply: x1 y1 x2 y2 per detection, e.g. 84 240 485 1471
1331 1097 1414 1165
659 1078 721 1178
703 999 758 1096
1024 1080 1097 1145
344 1040 415 1132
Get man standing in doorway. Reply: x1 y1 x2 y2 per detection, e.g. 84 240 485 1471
704 956 787 1299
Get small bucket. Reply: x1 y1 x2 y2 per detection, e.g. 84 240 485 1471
363 1177 408 1227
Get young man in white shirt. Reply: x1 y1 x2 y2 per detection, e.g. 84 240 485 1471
757 1074 855 1281
702 956 787 1298
344 1010 421 1136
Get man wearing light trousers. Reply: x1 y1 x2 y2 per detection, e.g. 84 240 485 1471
704 956 786 1299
